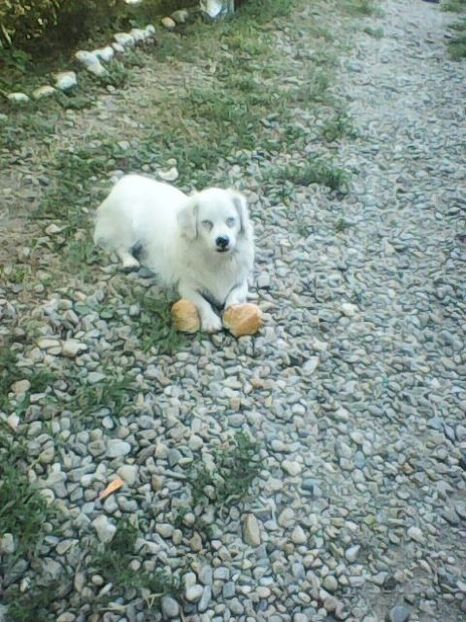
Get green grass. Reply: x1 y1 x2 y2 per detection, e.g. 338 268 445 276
268 158 351 193
363 25 384 38
4 580 65 622
71 374 137 420
448 19 466 59
335 217 354 233
0 424 55 559
129 290 188 354
442 0 466 12
185 431 261 510
343 0 376 16
0 339 58 414
321 112 357 142
91 518 180 610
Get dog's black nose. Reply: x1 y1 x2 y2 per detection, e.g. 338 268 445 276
216 235 230 249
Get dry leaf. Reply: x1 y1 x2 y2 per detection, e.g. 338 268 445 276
98 477 124 501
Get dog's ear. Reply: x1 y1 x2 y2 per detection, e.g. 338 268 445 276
230 190 249 234
177 197 199 240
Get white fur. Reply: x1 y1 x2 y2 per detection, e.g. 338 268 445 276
93 174 254 332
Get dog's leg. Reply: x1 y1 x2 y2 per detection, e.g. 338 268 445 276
178 283 222 333
117 248 140 271
224 281 248 308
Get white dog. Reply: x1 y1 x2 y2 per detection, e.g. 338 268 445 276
93 174 254 332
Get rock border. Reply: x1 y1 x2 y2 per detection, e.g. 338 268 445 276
4 2 236 106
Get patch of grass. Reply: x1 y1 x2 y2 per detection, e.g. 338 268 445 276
344 0 376 16
448 19 466 59
268 158 351 193
236 0 296 22
97 60 130 89
364 25 384 38
0 338 57 414
64 235 100 281
335 218 353 233
321 112 357 142
0 425 54 559
442 0 466 12
186 431 261 510
291 70 330 104
0 343 20 412
91 518 180 610
4 579 65 622
131 291 188 354
73 374 137 420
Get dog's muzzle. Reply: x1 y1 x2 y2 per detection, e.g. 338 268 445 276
215 235 230 252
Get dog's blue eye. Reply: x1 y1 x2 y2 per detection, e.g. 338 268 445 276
226 217 236 227
201 220 213 231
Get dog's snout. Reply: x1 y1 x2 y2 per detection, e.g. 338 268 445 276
216 235 230 249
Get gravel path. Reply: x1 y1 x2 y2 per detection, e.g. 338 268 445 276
1 1 465 621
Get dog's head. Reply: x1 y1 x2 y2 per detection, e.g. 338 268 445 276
177 188 251 254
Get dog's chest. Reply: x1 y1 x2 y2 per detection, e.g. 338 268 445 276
189 254 247 305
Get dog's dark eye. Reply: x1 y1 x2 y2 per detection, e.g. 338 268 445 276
201 220 213 231
226 217 236 227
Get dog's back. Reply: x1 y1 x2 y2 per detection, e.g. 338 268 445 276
94 175 186 248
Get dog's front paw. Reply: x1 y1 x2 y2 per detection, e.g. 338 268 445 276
201 314 223 333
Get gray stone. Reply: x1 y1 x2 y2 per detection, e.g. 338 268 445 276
278 508 295 528
0 533 15 555
243 514 261 546
161 595 180 618
55 71 77 91
386 605 411 622
117 464 138 486
7 92 30 104
345 544 361 563
322 575 338 593
107 439 131 458
92 515 116 543
185 584 204 602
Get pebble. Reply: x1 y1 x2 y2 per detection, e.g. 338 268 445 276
11 379 31 395
113 32 135 48
32 86 56 100
117 465 138 486
386 605 411 622
243 514 261 546
94 46 114 62
92 516 116 543
0 533 15 555
161 16 176 30
62 340 88 358
345 544 361 563
171 9 190 23
75 50 107 77
185 584 204 602
161 595 180 618
39 446 55 465
7 92 30 104
278 508 295 528
282 459 302 476
54 71 77 91
341 302 358 317
323 575 338 593
157 166 179 181
106 439 131 458
407 526 424 544
291 525 307 544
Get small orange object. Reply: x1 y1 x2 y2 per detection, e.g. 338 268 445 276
171 299 201 333
98 477 124 501
223 303 263 337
